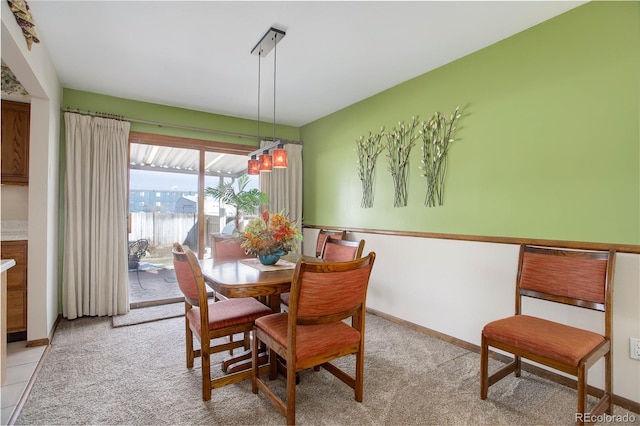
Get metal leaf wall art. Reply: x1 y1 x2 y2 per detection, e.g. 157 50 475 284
419 106 461 207
355 130 385 208
384 117 419 208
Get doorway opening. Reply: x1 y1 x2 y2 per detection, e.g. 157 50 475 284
127 133 256 308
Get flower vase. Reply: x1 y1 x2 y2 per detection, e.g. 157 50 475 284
258 250 285 265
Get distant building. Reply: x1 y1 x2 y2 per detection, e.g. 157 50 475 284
129 190 197 213
129 190 221 215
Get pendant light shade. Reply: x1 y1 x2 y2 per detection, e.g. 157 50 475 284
259 150 272 172
247 155 259 175
273 144 288 168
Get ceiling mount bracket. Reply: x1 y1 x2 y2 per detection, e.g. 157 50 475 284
251 27 286 57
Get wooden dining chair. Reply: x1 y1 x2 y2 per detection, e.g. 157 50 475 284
252 252 376 425
320 237 365 262
315 229 346 257
480 245 616 425
280 238 365 307
211 234 253 260
172 243 273 401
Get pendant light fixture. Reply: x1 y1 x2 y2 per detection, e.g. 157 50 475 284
248 27 287 174
247 154 259 175
273 143 288 168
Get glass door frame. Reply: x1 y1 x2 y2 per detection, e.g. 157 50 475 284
128 131 256 257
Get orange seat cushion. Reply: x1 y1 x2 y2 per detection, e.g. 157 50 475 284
187 298 272 336
482 315 605 366
256 313 361 363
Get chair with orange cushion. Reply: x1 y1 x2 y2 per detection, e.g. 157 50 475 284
315 229 346 257
480 245 616 425
172 243 273 401
319 237 365 262
280 238 365 307
211 234 254 260
252 252 376 425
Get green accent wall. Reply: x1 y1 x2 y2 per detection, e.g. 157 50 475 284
300 2 640 245
62 89 300 145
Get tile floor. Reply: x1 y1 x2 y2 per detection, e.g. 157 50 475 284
1 342 46 425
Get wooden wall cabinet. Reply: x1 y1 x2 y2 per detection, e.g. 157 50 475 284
1 100 30 185
1 241 28 333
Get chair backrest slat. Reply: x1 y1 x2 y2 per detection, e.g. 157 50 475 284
289 253 376 323
211 234 253 260
517 245 614 312
321 238 364 262
316 230 346 257
172 242 203 306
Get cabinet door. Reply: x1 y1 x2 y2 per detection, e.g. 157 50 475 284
1 100 30 185
1 241 28 332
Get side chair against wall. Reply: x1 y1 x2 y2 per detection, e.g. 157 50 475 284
172 243 273 401
480 245 616 425
315 229 346 257
252 252 376 425
280 238 365 307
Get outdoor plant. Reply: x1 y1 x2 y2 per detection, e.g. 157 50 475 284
419 106 461 207
205 174 268 232
384 117 419 207
239 210 303 255
356 130 385 208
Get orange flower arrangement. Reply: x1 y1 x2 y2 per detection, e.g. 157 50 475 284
239 211 302 256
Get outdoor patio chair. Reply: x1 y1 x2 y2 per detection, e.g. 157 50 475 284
128 239 149 289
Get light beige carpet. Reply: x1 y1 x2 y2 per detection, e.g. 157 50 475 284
17 313 639 425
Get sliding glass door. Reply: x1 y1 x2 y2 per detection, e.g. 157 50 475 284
128 144 199 306
127 135 255 307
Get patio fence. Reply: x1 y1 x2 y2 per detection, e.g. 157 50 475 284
129 212 220 247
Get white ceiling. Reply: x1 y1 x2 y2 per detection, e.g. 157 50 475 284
28 1 585 127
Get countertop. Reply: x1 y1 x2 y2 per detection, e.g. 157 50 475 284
1 220 27 241
1 259 16 273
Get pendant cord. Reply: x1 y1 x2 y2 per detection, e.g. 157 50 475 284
273 34 277 143
257 50 261 144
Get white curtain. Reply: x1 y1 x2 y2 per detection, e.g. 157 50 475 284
62 112 130 319
260 142 303 253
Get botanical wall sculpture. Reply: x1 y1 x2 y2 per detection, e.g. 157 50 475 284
384 117 419 207
355 130 385 208
419 106 461 207
355 107 462 208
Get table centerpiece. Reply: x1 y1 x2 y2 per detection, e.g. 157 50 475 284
239 211 303 265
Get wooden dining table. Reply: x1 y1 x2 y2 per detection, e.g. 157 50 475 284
199 253 320 373
200 253 320 312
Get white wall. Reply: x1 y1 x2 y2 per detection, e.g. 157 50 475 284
0 186 28 219
2 4 62 342
302 229 640 404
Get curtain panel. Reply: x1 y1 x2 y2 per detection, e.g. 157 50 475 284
259 143 303 253
62 113 130 319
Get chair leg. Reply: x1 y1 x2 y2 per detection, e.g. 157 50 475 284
286 358 297 425
480 334 489 400
355 346 364 402
605 351 612 415
577 364 587 426
252 328 259 394
135 266 145 290
201 345 212 401
186 318 194 368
